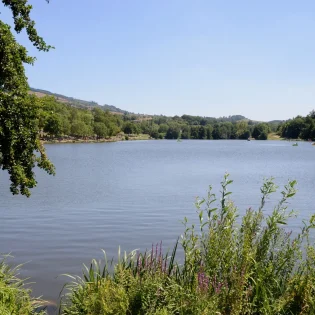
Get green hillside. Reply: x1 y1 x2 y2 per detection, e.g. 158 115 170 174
29 87 129 114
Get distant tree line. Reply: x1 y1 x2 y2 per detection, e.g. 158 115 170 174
121 114 273 140
38 96 283 140
38 96 122 139
277 110 315 140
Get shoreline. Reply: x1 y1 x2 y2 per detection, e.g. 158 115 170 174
41 134 152 144
41 138 314 144
40 132 314 145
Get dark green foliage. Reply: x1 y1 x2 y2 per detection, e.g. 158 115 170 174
279 113 315 140
123 121 140 135
44 114 63 137
239 129 250 139
252 123 270 140
165 124 181 139
281 117 305 139
0 1 54 197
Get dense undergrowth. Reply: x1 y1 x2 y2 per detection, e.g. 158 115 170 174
60 174 315 315
0 256 44 315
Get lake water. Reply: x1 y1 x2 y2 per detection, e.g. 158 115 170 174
1 140 315 304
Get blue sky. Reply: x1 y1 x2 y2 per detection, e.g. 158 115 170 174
1 0 315 121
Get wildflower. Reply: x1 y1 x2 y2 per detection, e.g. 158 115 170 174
198 272 209 292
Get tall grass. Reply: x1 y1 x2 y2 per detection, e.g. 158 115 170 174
61 174 315 314
0 255 45 314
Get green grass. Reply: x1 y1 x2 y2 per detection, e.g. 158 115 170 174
0 255 45 314
60 175 315 315
127 133 151 141
268 133 284 140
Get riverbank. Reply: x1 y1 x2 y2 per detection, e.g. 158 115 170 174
41 133 151 144
267 132 283 140
268 132 315 143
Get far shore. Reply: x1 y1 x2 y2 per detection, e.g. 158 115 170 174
41 133 152 144
41 133 314 144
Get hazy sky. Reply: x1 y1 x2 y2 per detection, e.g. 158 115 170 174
1 0 315 121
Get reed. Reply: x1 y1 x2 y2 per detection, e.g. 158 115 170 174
61 175 315 314
0 255 45 314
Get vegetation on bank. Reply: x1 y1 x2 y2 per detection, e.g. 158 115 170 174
267 133 283 140
0 256 45 314
277 110 315 141
59 175 315 315
36 93 315 143
38 96 279 142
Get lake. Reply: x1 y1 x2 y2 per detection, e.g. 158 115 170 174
0 140 314 303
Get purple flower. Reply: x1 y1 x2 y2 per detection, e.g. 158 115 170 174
198 272 209 292
211 275 228 294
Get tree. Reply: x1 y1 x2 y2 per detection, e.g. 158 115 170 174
190 126 199 139
43 114 62 138
0 0 54 196
71 121 92 138
60 116 71 135
206 125 213 139
281 117 304 139
181 125 191 139
93 108 106 124
213 123 231 139
252 123 269 140
165 124 180 139
123 122 135 135
236 121 250 139
158 124 168 134
94 122 108 139
139 121 151 134
108 122 120 136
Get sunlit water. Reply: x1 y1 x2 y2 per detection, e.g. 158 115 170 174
1 140 314 304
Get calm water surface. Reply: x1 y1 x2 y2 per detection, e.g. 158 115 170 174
1 140 315 302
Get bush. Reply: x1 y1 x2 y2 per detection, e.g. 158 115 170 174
0 256 45 314
63 278 128 315
258 131 268 140
61 175 315 314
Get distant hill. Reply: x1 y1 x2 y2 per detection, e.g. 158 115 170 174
29 88 129 114
29 88 277 124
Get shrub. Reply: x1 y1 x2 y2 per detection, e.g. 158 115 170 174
61 175 315 314
0 256 45 314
